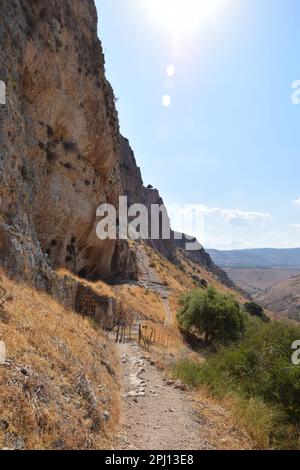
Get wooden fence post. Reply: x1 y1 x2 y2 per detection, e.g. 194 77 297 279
129 323 132 340
115 322 120 343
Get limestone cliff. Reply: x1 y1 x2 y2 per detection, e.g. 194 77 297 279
0 0 134 285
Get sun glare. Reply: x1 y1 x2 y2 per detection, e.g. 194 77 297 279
166 65 175 77
162 95 171 107
147 0 222 35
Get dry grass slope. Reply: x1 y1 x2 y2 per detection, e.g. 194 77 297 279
0 272 120 450
115 285 166 324
56 267 116 299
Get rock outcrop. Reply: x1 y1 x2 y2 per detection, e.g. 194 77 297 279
120 137 174 260
174 233 234 288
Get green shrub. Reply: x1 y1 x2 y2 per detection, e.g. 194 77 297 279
244 301 269 322
177 286 245 344
204 320 300 421
173 318 300 448
172 359 203 388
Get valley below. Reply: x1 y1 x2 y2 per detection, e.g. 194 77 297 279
225 267 300 296
208 249 300 321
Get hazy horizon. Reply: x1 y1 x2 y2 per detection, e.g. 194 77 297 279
207 246 300 252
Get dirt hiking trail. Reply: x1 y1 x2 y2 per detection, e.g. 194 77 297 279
135 244 172 325
114 340 252 450
114 341 215 450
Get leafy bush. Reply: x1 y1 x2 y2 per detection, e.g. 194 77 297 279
202 320 300 421
173 319 300 448
172 359 203 388
244 301 269 322
177 287 245 344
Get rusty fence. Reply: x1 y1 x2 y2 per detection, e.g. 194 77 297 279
111 318 181 350
138 323 182 349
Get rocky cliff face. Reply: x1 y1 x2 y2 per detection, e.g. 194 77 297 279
0 0 137 286
174 233 234 288
120 137 174 260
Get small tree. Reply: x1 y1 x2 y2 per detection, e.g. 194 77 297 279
244 301 269 322
177 286 245 344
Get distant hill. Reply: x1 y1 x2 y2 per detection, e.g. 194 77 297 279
224 267 300 297
207 248 300 268
255 274 300 321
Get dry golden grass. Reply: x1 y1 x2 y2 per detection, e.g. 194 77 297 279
191 389 254 450
175 249 246 303
168 292 184 320
140 320 184 350
0 272 120 450
115 285 165 323
188 382 277 450
143 244 196 292
55 267 116 299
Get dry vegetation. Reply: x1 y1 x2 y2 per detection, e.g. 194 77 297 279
141 320 184 350
225 267 300 296
0 272 120 450
115 285 166 324
192 389 253 450
175 249 246 303
55 267 116 299
144 244 195 292
0 243 259 451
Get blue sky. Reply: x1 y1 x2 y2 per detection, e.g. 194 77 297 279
96 0 300 249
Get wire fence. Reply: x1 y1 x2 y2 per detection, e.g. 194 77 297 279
111 316 182 350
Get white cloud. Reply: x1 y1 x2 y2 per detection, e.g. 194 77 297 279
293 198 300 207
291 224 300 230
167 203 275 250
174 204 273 224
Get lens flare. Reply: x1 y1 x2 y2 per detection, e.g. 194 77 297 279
166 65 175 77
162 95 171 107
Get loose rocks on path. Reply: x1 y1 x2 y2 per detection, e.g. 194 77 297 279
114 342 216 450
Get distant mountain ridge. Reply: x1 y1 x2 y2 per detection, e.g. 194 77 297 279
207 248 300 268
